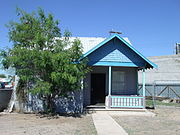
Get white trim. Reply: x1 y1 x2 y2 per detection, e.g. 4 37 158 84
108 66 112 96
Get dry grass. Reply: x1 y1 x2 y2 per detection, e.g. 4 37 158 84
112 107 180 135
0 113 97 135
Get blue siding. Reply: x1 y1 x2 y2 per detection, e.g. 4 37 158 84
101 49 131 62
87 38 146 67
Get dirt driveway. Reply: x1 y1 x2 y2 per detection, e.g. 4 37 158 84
112 106 180 135
0 113 97 135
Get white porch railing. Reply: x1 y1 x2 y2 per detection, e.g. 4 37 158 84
106 95 145 109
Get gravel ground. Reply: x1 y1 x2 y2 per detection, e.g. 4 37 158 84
112 107 180 135
0 113 97 135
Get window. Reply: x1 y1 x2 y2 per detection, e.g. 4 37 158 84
112 71 126 94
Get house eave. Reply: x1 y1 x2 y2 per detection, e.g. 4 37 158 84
80 34 158 69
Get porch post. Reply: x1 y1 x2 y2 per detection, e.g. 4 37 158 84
108 66 112 96
142 67 146 108
106 66 112 109
142 68 146 97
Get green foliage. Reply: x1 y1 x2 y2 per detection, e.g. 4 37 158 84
0 74 6 78
1 8 89 112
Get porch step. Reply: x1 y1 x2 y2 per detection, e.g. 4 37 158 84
84 108 155 117
86 105 106 109
84 107 148 114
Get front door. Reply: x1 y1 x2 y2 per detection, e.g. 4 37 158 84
91 73 106 105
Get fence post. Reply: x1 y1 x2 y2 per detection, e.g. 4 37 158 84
153 81 156 109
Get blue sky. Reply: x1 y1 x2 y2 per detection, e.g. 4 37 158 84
0 0 180 74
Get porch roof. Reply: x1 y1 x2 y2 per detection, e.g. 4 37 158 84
81 34 157 69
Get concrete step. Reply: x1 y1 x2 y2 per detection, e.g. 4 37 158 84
84 107 148 114
86 105 105 109
88 109 155 117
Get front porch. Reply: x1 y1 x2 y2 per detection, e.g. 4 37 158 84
82 34 157 110
83 66 146 109
105 66 146 109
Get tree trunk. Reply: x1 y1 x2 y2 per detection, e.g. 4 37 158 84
46 95 54 113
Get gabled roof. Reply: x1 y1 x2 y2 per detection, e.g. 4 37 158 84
66 37 131 54
81 34 157 69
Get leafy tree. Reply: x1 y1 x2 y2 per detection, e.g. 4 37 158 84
1 8 89 112
0 74 6 78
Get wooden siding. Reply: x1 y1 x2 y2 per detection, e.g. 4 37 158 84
87 38 146 67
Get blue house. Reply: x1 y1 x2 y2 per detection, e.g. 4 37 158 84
15 34 157 113
81 34 157 109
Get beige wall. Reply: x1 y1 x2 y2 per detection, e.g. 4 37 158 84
138 55 180 84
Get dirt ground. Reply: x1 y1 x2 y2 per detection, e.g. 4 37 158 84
0 113 97 135
1 107 180 135
112 106 180 135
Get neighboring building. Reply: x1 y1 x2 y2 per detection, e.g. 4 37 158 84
139 54 180 84
0 78 13 111
175 43 180 54
138 54 180 98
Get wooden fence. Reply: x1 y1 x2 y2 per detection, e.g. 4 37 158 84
138 83 180 99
